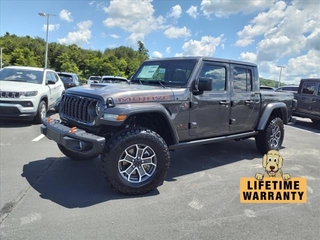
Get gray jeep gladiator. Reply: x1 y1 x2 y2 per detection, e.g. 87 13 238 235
40 57 295 195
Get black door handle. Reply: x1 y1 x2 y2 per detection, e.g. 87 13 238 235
219 100 230 105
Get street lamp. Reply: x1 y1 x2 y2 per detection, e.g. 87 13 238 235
0 48 3 69
277 65 285 88
38 12 56 68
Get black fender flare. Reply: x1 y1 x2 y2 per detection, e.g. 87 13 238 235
257 102 288 130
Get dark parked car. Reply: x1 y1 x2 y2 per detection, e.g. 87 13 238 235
58 72 80 89
275 85 299 93
293 78 320 123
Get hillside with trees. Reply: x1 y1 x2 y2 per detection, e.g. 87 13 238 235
0 33 149 82
0 33 280 86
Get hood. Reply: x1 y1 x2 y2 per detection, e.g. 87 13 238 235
0 81 43 92
66 83 177 104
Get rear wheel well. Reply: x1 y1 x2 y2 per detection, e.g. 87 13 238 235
124 113 175 146
270 108 287 124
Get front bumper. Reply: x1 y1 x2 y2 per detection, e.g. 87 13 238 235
41 118 105 157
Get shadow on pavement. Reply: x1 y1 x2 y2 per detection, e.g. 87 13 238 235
22 138 262 208
289 118 320 134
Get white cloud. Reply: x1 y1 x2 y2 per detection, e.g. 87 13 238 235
186 5 198 19
60 9 73 22
239 52 257 63
200 0 273 17
152 51 162 58
166 47 171 54
235 0 320 67
103 0 164 45
168 5 182 19
164 26 191 39
42 24 60 32
287 50 320 81
177 35 224 56
110 34 120 39
58 20 92 46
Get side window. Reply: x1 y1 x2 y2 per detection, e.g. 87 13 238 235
302 82 316 95
233 67 252 92
199 64 226 91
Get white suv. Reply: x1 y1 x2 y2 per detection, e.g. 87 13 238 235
0 66 65 123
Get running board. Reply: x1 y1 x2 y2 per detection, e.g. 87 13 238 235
169 131 258 150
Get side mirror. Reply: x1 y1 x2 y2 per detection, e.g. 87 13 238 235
198 77 213 91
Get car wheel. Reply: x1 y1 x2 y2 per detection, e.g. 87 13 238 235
57 144 99 160
255 117 284 154
34 100 47 124
102 127 170 195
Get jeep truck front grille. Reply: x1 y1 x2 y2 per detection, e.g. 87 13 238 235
60 95 99 124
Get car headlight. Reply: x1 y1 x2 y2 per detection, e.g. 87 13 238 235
24 91 38 97
95 101 101 115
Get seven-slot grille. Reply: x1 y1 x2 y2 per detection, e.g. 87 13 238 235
60 95 99 124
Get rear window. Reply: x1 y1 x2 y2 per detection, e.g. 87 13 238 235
58 74 73 83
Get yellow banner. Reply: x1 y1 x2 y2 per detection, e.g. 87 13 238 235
240 177 307 203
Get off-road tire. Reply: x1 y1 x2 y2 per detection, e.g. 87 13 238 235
34 100 47 124
102 127 170 195
57 144 98 160
255 117 284 154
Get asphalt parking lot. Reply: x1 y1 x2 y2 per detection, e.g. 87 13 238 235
0 114 319 240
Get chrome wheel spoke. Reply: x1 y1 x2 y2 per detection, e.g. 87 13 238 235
118 143 157 184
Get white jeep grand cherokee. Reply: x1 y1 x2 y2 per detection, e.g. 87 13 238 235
0 66 65 123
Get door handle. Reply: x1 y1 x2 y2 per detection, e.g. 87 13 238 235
245 100 254 105
219 100 230 105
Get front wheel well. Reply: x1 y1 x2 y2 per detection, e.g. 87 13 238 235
124 112 176 146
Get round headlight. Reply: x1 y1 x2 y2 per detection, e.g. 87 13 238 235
95 101 101 115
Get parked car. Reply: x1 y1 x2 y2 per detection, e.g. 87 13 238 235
0 66 65 123
41 56 296 195
100 75 129 84
293 78 320 124
57 72 80 89
260 85 275 91
275 85 299 93
86 76 101 84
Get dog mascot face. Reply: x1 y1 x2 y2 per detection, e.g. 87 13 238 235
262 150 283 177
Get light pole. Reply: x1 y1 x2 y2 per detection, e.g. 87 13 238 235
0 48 3 69
38 12 56 68
277 65 285 88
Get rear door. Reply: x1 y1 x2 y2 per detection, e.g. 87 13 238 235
297 81 317 116
229 65 260 133
189 61 230 137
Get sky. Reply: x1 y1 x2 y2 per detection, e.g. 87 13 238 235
0 0 319 84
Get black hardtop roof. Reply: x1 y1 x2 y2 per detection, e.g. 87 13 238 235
145 56 257 67
300 78 320 82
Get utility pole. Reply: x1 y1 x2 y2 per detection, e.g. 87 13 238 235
277 66 285 88
0 48 3 69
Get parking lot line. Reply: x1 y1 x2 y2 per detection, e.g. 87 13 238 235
32 134 45 141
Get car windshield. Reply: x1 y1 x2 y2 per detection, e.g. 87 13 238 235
59 74 74 83
0 68 43 84
130 59 197 87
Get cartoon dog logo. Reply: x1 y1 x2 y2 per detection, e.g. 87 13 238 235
255 150 291 180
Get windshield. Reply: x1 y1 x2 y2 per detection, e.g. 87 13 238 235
130 59 197 87
0 68 43 84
